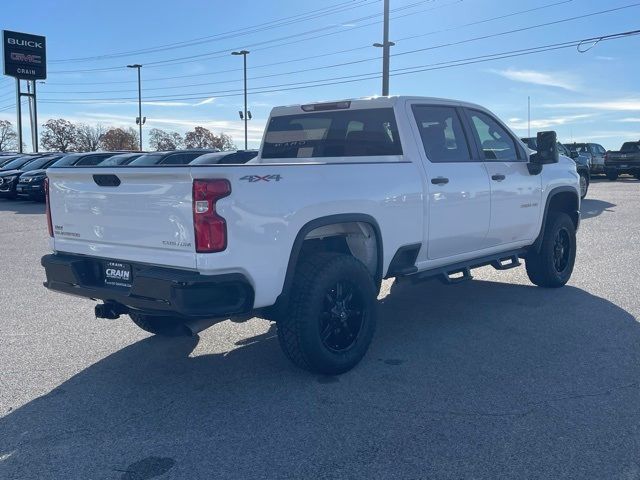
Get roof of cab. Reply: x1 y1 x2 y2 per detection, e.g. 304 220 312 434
269 96 487 116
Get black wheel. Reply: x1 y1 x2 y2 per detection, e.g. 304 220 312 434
277 253 377 374
526 212 576 288
634 173 640 180
606 171 618 181
129 312 189 337
579 173 589 199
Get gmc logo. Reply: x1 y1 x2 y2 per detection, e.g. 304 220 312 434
7 38 43 49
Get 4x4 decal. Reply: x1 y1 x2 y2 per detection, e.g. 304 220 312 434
240 174 282 183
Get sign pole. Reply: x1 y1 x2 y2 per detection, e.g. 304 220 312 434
15 78 23 153
31 80 38 153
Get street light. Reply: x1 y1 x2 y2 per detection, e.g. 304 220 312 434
231 50 250 150
127 64 144 151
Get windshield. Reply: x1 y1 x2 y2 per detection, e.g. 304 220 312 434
21 156 62 171
52 154 82 167
1 156 37 170
521 138 537 150
571 143 589 154
190 153 229 165
262 108 403 159
129 153 164 165
98 153 141 166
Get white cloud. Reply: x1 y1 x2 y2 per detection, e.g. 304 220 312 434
616 117 640 123
508 114 593 131
542 99 640 111
490 68 579 91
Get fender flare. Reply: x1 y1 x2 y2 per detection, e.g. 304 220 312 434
275 214 383 306
531 186 580 253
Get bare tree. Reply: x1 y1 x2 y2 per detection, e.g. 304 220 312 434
100 127 139 151
75 123 106 152
184 126 236 150
218 132 236 151
148 128 184 151
40 119 78 152
0 120 18 151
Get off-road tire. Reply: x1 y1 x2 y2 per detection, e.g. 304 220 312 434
526 212 576 288
277 253 377 374
129 313 189 337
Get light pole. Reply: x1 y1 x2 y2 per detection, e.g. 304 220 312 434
127 64 144 151
231 50 250 150
373 0 394 96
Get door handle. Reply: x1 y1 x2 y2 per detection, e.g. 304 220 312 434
431 177 449 185
491 174 506 181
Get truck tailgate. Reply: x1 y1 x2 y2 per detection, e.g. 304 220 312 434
47 167 197 269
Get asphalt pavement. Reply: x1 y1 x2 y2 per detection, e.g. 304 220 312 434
1 177 639 480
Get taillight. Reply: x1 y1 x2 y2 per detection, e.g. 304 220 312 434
192 179 231 253
45 177 53 237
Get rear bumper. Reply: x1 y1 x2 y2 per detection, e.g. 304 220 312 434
41 253 255 318
605 163 640 174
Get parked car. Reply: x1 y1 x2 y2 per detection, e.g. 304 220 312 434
559 142 589 199
190 150 259 165
16 152 118 202
0 154 46 172
129 149 218 166
0 154 64 199
568 143 607 175
603 141 640 181
96 152 145 166
42 96 580 374
521 139 589 199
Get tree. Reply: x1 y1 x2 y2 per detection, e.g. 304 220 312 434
148 128 184 151
184 126 236 150
41 119 77 152
75 123 106 152
100 127 139 151
0 120 18 151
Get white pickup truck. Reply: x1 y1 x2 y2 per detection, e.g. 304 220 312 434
42 96 580 374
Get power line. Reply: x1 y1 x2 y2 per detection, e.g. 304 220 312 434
43 0 573 86
37 29 640 105
48 0 445 74
41 3 640 96
49 0 376 63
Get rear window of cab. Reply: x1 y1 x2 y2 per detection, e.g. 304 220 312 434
262 108 403 159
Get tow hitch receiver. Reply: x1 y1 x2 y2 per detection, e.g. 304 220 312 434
95 302 129 320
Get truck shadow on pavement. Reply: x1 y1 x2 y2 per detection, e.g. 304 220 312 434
1 279 640 479
580 198 616 219
0 198 45 215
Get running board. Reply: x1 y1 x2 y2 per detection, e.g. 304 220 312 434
410 249 527 285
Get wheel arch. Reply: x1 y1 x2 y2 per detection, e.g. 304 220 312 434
532 186 580 253
276 214 383 307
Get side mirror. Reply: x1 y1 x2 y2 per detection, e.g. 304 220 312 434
528 130 559 175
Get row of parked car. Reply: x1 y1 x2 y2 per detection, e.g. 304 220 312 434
0 149 259 202
521 138 640 199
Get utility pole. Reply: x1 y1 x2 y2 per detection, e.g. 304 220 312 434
232 50 250 150
127 64 144 151
373 0 394 96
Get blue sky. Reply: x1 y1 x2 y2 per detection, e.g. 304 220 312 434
1 0 639 150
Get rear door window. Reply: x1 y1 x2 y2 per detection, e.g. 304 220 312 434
262 108 402 158
412 105 471 162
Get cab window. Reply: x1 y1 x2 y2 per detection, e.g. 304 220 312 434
467 110 521 161
411 105 471 162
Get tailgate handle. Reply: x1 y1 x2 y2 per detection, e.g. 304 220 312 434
93 174 121 187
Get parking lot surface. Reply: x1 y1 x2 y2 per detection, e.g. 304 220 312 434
1 178 639 480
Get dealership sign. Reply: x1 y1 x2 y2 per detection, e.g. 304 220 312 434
3 30 47 80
